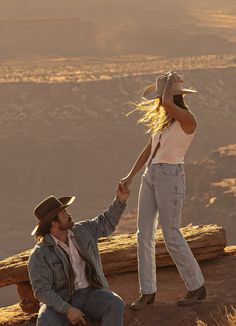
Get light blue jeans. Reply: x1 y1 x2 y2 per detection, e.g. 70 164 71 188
37 287 125 326
137 163 205 294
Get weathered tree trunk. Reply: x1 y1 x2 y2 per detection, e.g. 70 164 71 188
16 282 40 313
0 224 226 288
0 250 31 287
0 224 226 314
99 224 226 275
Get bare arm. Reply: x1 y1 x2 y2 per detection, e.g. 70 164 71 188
162 74 197 134
121 137 152 186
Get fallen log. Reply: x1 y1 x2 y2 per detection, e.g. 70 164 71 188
99 224 226 274
0 250 31 288
0 304 37 326
0 224 226 288
0 224 227 313
17 282 40 314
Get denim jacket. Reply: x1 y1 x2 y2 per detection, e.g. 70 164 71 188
28 198 126 314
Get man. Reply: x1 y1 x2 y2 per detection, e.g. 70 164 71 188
28 182 130 326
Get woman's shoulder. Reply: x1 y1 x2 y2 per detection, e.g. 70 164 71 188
176 119 197 135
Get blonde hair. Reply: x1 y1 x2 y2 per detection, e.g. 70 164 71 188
127 94 188 136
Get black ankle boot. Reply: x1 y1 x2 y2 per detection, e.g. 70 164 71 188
177 285 206 306
130 293 156 311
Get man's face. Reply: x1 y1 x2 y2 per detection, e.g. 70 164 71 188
57 208 75 230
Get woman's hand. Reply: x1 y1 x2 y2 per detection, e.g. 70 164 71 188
120 175 133 188
116 182 130 203
165 70 183 83
157 74 167 82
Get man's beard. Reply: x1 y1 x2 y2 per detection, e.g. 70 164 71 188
58 218 74 231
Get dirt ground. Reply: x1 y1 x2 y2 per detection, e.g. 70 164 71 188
106 253 236 326
0 251 235 326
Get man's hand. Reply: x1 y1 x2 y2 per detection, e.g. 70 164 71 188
116 182 130 203
67 307 86 325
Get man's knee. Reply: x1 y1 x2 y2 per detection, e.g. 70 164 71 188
37 305 67 326
110 294 126 313
37 312 49 326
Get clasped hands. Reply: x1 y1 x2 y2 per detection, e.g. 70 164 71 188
116 181 130 203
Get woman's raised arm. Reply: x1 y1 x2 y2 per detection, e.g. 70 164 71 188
162 73 197 134
120 137 152 187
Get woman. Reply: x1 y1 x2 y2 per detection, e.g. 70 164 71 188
121 70 206 310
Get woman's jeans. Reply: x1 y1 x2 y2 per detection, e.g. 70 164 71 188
137 163 204 294
37 287 125 326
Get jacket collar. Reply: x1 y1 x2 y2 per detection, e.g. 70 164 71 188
44 230 75 246
44 234 57 246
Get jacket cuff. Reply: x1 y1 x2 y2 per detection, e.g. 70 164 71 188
60 301 72 314
113 198 127 212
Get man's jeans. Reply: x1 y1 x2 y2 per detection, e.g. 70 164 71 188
37 287 125 326
137 163 205 294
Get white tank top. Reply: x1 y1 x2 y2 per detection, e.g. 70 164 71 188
146 120 196 166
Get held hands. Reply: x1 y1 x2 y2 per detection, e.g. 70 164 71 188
120 175 133 188
67 307 86 325
116 181 130 203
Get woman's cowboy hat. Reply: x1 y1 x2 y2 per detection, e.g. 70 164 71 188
142 73 197 101
31 195 75 236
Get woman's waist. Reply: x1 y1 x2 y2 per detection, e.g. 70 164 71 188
143 162 185 181
146 156 185 166
151 162 185 170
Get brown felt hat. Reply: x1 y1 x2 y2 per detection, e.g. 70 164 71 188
31 195 75 236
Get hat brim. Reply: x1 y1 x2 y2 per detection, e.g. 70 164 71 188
31 196 76 236
58 196 76 206
142 84 197 101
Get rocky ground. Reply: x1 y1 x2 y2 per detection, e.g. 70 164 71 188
0 247 235 325
109 250 236 326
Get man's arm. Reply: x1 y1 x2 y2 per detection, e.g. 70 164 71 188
28 247 72 314
87 197 127 239
77 183 129 240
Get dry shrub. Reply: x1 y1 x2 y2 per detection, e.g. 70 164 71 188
197 306 236 326
197 320 207 326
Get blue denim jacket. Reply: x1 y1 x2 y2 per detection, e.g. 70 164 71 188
28 198 126 314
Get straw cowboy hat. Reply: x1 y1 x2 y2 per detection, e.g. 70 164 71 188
142 72 197 101
31 195 75 236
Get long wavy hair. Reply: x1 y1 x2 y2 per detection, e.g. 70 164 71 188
34 216 59 242
128 94 188 136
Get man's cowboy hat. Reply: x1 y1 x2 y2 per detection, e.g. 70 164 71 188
31 195 75 236
142 74 197 101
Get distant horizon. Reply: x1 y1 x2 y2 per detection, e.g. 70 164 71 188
0 0 236 60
